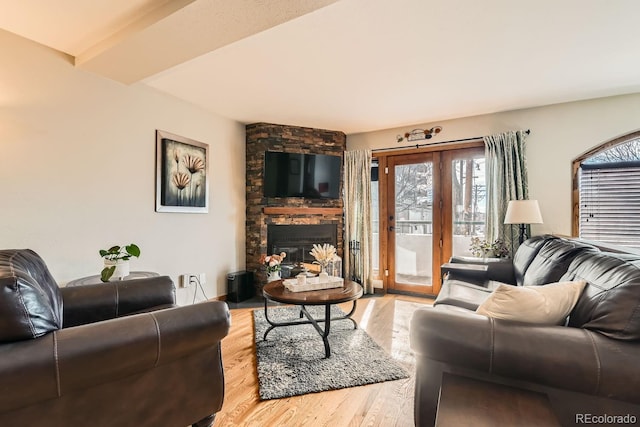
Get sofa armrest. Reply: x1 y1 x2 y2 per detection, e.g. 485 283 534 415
0 301 230 413
410 306 640 403
441 263 488 285
60 276 176 327
411 306 494 371
449 256 516 284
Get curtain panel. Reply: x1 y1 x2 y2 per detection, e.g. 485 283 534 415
484 130 529 251
343 150 373 294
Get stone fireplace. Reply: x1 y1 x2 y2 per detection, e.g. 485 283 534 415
245 123 346 293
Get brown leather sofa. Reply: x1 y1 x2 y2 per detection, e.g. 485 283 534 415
410 235 640 426
0 249 231 427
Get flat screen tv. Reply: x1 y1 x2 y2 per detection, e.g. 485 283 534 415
263 151 342 199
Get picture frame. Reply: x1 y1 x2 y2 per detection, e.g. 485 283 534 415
155 130 209 213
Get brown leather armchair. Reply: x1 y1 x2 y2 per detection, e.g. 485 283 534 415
0 249 230 427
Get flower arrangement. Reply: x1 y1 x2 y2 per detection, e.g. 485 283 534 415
171 148 206 207
309 243 337 270
469 237 509 258
260 252 287 273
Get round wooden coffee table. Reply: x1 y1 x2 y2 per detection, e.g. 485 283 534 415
262 280 363 358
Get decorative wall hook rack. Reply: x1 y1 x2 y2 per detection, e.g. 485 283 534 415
396 126 442 143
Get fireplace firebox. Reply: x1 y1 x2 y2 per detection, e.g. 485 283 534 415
267 224 338 276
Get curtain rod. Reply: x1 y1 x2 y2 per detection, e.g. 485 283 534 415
371 129 531 153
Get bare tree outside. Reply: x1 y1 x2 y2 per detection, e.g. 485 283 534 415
395 162 433 221
452 158 486 236
584 138 640 163
391 157 486 240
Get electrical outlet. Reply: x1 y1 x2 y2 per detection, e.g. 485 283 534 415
180 274 190 288
180 274 199 287
179 273 204 288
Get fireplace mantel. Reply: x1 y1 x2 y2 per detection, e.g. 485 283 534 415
263 207 343 215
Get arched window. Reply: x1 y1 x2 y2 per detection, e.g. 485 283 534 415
572 131 640 248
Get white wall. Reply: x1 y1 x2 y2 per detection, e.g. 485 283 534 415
0 30 246 304
348 94 640 237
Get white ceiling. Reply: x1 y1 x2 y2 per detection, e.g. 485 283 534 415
2 0 640 134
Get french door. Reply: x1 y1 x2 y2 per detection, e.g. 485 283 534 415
374 145 485 296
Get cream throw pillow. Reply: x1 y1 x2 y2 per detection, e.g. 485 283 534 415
476 280 587 325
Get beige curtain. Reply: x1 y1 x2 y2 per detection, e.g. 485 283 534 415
343 150 373 294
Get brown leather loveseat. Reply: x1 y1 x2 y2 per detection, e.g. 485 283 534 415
0 249 231 427
410 235 640 426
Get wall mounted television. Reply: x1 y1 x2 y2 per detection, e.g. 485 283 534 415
263 151 342 199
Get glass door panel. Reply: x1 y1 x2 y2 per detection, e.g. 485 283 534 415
451 154 486 257
387 153 440 295
394 160 433 285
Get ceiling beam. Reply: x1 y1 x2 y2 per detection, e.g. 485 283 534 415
75 0 339 84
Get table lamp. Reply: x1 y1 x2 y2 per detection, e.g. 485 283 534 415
504 200 543 244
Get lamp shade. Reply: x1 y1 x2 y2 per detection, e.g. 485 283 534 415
504 200 543 224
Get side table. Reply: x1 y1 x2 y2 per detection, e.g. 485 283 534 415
436 373 560 426
66 271 159 287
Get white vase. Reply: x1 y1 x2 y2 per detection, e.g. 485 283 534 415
318 263 329 282
267 270 281 282
104 259 130 281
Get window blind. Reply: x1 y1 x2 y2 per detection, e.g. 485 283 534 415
580 161 640 248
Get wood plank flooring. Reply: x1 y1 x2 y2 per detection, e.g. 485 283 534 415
214 293 433 427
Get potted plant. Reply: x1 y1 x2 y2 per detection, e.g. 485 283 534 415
469 237 509 258
99 244 141 282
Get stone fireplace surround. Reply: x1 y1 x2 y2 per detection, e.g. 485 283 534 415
246 123 346 293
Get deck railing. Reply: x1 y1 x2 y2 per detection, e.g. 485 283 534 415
372 220 485 235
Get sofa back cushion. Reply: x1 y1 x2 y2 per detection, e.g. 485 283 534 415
562 251 640 340
513 235 557 286
0 249 63 342
521 238 598 287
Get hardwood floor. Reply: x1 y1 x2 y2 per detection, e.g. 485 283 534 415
214 293 433 427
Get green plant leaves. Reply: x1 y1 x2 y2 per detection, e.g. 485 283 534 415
100 266 116 282
99 244 141 261
125 244 141 258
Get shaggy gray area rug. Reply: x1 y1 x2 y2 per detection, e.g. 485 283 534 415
253 305 410 400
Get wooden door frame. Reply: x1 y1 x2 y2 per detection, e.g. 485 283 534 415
386 152 441 296
373 140 484 295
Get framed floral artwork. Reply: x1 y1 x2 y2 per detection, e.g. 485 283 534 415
155 130 209 213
